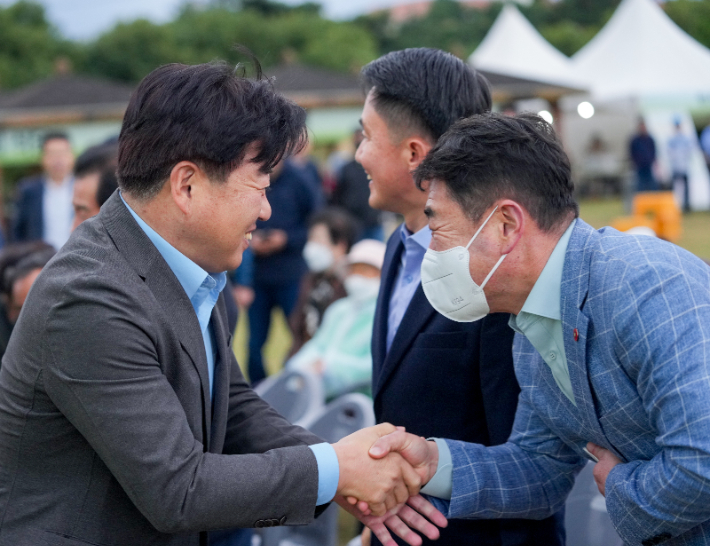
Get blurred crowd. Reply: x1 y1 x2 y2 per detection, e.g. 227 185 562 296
0 128 388 402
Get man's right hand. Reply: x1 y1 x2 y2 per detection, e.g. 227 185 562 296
333 424 426 516
347 430 441 515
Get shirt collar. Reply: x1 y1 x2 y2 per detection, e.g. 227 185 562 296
399 223 432 250
518 219 576 321
120 193 215 301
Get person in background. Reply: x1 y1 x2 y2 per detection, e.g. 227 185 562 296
247 158 323 384
0 242 55 361
287 238 385 400
71 142 118 230
356 48 565 546
289 207 357 355
12 132 75 248
629 119 658 192
667 117 694 212
332 129 383 241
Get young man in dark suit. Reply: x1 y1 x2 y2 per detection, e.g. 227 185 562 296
355 48 565 546
0 62 444 546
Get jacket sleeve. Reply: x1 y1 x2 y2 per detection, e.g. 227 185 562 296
603 265 710 545
443 377 584 522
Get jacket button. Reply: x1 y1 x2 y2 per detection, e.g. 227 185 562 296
279 516 287 525
254 520 263 528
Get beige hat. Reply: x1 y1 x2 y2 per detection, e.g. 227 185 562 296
346 239 387 270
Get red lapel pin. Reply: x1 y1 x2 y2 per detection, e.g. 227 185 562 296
573 328 579 342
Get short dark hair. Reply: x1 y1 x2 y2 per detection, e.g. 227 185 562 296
118 61 308 200
415 112 578 232
361 48 491 142
42 132 70 149
308 207 358 253
0 242 55 299
96 167 119 207
74 142 118 179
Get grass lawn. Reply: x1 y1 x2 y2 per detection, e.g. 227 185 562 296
579 197 710 261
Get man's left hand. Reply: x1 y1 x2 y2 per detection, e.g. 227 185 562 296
586 442 621 497
337 494 448 546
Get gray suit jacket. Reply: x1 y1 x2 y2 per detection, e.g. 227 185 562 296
0 192 323 546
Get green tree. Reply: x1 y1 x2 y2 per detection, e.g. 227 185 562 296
539 21 600 56
665 0 710 50
80 19 187 82
0 1 76 89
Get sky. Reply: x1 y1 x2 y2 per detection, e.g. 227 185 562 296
0 0 410 40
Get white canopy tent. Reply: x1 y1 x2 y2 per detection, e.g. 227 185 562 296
572 0 710 101
468 4 585 100
569 0 710 210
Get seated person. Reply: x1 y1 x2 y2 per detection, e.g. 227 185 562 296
289 207 357 355
287 239 385 399
0 242 56 361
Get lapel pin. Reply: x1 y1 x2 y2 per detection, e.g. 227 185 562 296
573 328 579 342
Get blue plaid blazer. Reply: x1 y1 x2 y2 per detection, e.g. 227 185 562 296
435 219 710 546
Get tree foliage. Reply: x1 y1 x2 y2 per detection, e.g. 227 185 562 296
3 0 710 90
0 1 76 89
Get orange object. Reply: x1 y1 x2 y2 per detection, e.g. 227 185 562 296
611 215 656 233
632 191 682 242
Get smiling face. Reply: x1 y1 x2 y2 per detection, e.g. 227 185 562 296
355 92 431 222
189 147 272 272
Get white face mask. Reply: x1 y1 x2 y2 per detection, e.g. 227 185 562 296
344 274 381 302
421 206 506 322
303 242 334 273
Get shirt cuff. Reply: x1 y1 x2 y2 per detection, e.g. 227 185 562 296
419 438 453 500
309 442 339 506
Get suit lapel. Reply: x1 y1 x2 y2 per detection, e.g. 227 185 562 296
209 297 232 454
374 286 437 398
100 193 213 447
372 232 404 385
560 220 606 442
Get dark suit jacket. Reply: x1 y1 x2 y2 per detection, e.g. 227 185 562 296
11 176 45 243
371 228 565 546
0 193 324 546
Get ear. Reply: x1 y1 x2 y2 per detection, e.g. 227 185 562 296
168 161 203 215
497 200 525 255
402 135 433 171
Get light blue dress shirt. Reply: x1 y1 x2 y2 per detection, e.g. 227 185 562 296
122 195 338 506
387 224 432 351
422 220 577 499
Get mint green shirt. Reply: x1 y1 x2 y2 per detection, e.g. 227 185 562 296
422 220 577 500
508 219 576 406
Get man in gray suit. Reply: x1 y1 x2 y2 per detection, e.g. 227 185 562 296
0 62 443 546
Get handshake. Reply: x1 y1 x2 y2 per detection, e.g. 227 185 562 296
331 424 444 546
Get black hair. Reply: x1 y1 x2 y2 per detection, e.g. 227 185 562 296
308 207 358 253
74 142 118 179
361 48 491 142
118 60 308 200
415 112 578 232
42 132 70 149
0 242 55 299
96 167 119 207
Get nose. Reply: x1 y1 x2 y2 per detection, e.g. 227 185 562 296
260 194 272 221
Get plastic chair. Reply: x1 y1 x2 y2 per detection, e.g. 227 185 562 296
254 369 325 426
258 394 375 546
564 462 623 546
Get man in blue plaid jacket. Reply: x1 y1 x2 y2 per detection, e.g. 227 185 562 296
368 112 710 546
